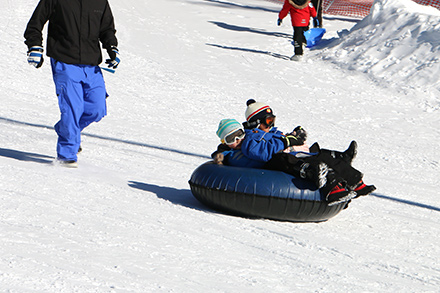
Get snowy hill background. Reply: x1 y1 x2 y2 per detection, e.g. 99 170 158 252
1 0 439 291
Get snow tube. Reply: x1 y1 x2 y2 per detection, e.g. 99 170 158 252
304 28 326 48
188 162 347 222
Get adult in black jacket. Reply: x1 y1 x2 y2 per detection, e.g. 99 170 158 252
24 0 120 168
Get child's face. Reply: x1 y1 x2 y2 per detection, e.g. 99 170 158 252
223 129 245 149
258 116 275 132
258 124 270 133
228 138 244 149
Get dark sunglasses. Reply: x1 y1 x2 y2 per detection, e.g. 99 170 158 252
224 129 245 145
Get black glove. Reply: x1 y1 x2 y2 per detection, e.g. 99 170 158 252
105 46 120 69
282 135 305 148
290 126 307 142
277 18 282 26
281 126 307 148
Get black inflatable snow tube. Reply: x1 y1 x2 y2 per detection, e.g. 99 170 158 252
188 162 346 222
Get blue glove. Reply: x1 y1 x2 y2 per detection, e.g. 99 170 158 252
105 46 120 69
277 18 282 26
27 46 44 68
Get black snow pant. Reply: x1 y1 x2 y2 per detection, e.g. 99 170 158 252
293 26 308 56
314 149 363 189
264 152 363 194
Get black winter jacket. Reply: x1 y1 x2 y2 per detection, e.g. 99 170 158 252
24 0 118 66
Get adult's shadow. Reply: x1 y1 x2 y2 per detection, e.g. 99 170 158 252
203 0 280 13
207 43 291 60
207 21 292 60
209 21 292 39
128 181 211 212
0 148 53 164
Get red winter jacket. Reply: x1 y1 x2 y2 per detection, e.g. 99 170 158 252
279 0 317 27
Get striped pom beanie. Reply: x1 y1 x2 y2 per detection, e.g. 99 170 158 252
216 119 243 142
244 99 274 122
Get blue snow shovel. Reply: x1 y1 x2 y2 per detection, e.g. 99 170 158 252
304 28 326 48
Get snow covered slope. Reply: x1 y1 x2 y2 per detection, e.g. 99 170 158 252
0 0 439 291
321 0 440 103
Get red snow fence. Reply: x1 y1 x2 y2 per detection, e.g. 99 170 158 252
266 0 440 18
323 0 374 18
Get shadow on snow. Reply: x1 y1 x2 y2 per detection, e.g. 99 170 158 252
128 181 210 212
207 43 291 60
0 148 54 164
207 21 292 60
0 116 210 160
209 21 292 39
370 193 440 213
201 0 279 13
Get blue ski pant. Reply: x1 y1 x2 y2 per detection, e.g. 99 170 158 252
51 59 107 161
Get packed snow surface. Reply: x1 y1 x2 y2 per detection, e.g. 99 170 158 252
0 0 439 292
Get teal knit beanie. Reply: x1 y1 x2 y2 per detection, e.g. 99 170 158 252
216 119 243 143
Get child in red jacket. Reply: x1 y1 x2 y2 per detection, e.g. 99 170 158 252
278 0 317 61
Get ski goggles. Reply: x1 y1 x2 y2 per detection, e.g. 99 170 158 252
264 115 275 127
223 129 245 145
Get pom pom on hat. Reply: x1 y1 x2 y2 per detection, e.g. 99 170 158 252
216 119 243 142
245 99 274 122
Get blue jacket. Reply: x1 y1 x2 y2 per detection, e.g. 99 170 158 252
241 127 285 162
223 149 266 168
223 127 285 168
